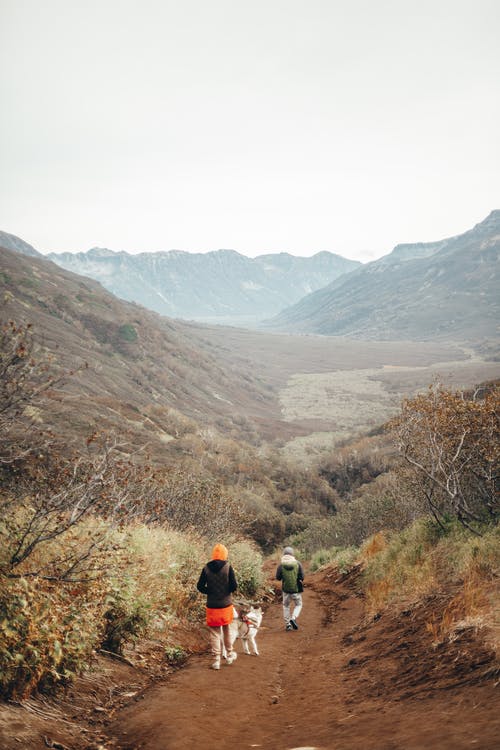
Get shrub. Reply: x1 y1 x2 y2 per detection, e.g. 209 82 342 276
290 517 338 557
310 546 359 573
290 471 425 554
129 469 246 541
319 433 395 500
310 548 334 571
392 384 499 530
101 589 151 654
0 576 103 699
164 646 187 665
247 511 286 552
333 472 427 546
230 540 264 599
0 521 211 698
118 323 138 342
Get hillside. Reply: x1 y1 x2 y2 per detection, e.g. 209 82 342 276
0 245 285 453
40 244 360 324
265 211 500 342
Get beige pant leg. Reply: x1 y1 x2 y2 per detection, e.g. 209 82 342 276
208 626 222 658
221 623 234 657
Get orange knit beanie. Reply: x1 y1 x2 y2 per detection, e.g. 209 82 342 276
211 543 228 561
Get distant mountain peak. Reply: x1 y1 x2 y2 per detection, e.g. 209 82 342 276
473 209 500 230
87 247 121 258
0 230 41 257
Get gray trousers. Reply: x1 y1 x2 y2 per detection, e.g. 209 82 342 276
283 592 303 622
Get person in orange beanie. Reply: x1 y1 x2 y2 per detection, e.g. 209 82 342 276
196 543 238 670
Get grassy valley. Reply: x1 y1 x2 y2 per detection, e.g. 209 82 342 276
189 323 500 460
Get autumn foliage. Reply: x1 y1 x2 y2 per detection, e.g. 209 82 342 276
393 384 499 531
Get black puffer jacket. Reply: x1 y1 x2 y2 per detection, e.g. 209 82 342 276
196 560 238 608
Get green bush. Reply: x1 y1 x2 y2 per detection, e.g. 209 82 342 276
118 323 138 342
101 587 151 655
310 546 359 573
164 646 187 665
310 548 335 571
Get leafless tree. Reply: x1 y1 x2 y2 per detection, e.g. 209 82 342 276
116 466 246 540
392 384 499 531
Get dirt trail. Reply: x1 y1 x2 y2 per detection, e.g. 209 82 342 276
105 571 499 750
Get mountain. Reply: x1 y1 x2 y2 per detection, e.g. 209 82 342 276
0 244 286 453
0 230 42 257
42 246 359 323
264 211 500 341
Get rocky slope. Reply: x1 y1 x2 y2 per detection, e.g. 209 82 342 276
265 211 500 341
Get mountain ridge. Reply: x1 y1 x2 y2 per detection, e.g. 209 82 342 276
0 230 42 258
37 244 360 323
264 211 500 341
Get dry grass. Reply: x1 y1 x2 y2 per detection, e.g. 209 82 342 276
279 368 398 427
425 572 498 649
359 521 500 650
361 532 387 559
278 357 499 463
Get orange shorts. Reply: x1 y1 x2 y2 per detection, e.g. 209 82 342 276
206 605 234 627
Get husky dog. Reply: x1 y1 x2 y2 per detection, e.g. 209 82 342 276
222 605 263 658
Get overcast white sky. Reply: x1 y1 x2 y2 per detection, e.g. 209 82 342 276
1 0 499 262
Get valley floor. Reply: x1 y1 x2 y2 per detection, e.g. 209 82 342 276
3 566 497 750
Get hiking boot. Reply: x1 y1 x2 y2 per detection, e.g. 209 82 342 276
286 622 293 631
226 652 237 665
290 619 299 630
211 659 221 670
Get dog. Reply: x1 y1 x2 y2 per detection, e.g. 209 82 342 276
222 605 263 658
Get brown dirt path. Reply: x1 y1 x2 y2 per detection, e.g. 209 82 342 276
104 570 499 750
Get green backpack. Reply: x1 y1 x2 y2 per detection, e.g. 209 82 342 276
281 562 299 593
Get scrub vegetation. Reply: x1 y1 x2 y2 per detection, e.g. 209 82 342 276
299 384 499 650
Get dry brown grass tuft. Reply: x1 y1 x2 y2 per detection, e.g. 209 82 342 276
361 532 388 559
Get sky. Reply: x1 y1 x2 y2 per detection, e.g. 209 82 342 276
1 0 499 263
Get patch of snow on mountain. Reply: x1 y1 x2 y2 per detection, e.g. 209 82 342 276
241 280 264 291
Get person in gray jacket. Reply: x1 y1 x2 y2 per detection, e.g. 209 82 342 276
275 546 304 630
